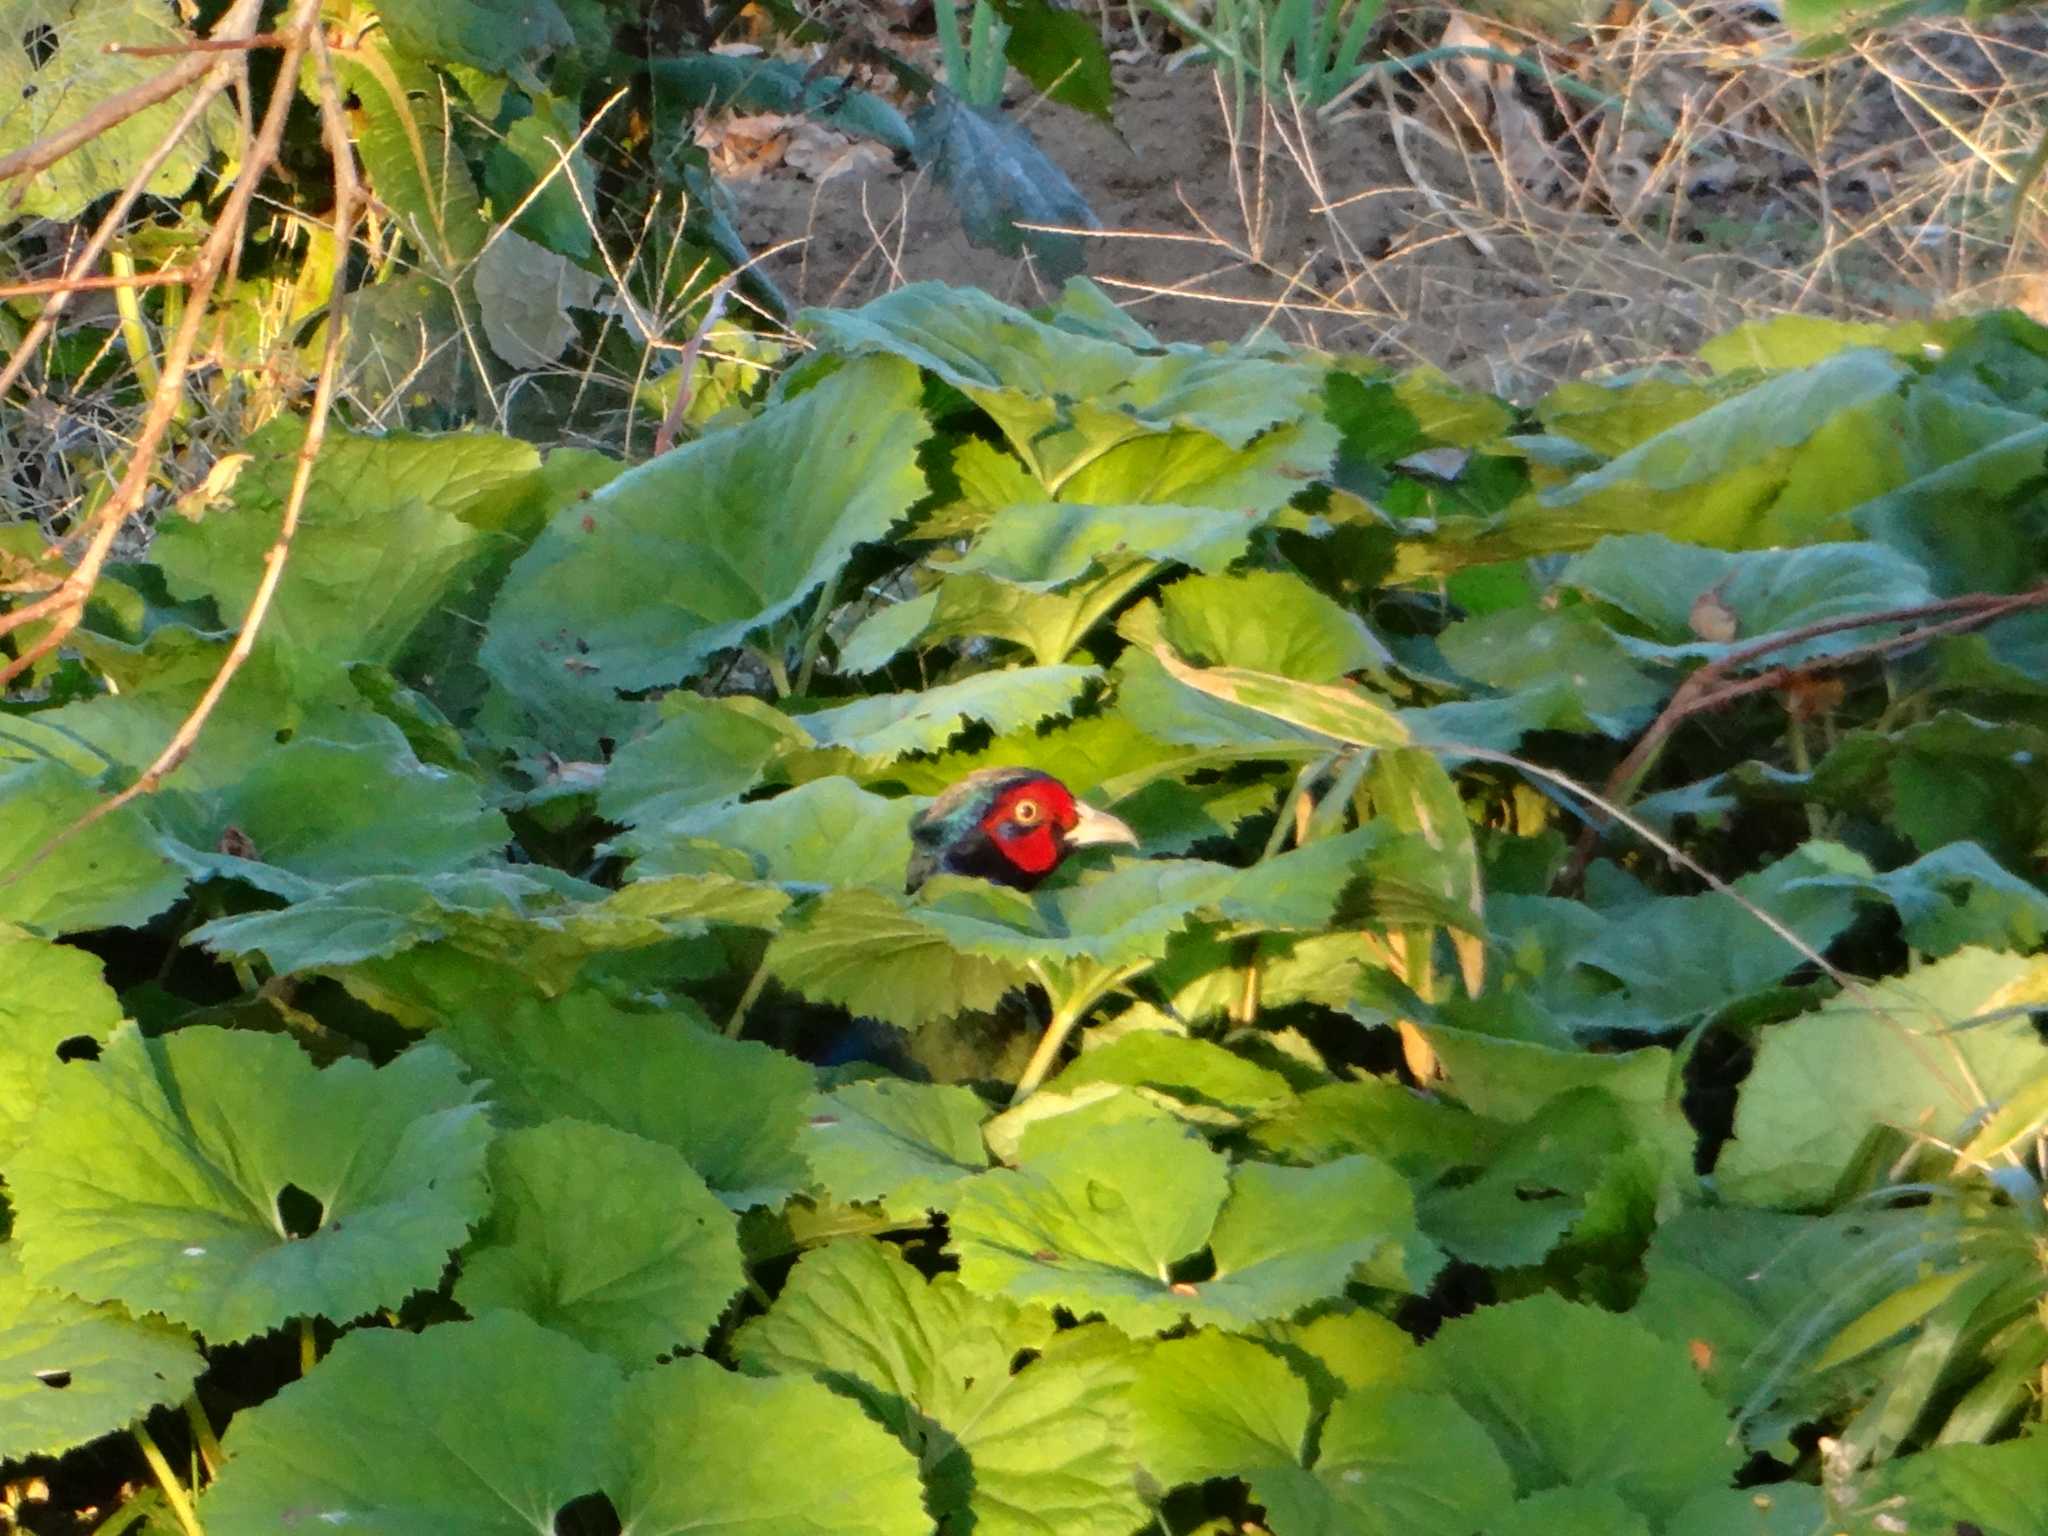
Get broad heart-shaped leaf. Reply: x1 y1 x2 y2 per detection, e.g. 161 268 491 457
0 925 122 1166
1847 842 2048 955
597 695 807 829
1562 534 1938 666
802 1079 992 1216
1717 948 2048 1207
1119 569 1391 682
1489 1487 1651 1536
803 283 1324 490
611 1355 929 1536
1129 1330 1310 1488
1429 1294 1743 1521
481 355 929 750
153 419 540 697
0 0 236 219
1665 1484 1825 1536
375 0 573 73
1246 1388 1518 1536
949 504 1262 589
10 1028 489 1342
453 1119 745 1368
0 1248 203 1462
912 95 1096 281
1417 1089 1640 1269
187 726 510 884
951 1118 1431 1333
1852 380 2048 594
435 989 812 1209
622 777 919 887
185 867 670 978
1052 1031 1296 1121
1435 607 1666 738
792 665 1100 758
201 1312 620 1536
734 1239 1145 1536
1515 346 1909 552
950 1117 1223 1333
0 760 185 935
764 886 1034 1032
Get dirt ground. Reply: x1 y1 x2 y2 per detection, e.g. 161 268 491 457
713 15 2048 399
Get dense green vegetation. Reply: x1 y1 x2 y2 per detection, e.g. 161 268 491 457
9 274 2048 1532
9 0 2048 1533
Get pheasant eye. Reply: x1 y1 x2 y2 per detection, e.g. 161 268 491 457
1010 799 1042 826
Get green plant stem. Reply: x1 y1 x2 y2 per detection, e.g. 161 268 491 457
108 249 166 412
724 959 771 1037
133 1420 205 1536
1010 963 1145 1104
299 1315 318 1375
792 577 840 696
1786 707 1826 841
182 1395 224 1478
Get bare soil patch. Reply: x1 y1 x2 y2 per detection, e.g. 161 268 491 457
715 10 2048 397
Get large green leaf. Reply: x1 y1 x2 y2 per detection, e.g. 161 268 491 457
794 666 1100 758
480 356 929 748
1563 534 1937 666
1436 608 1666 738
1717 948 2048 1207
1430 1294 1745 1520
801 1079 992 1217
0 1248 204 1462
376 0 573 73
1249 1388 1519 1536
1129 1330 1309 1488
624 777 919 887
735 1239 1145 1536
0 760 185 935
11 1028 489 1341
1517 347 1908 552
764 886 1034 1032
202 1312 620 1534
453 1119 745 1367
0 0 235 219
612 1355 930 1536
598 696 808 830
950 504 1261 589
436 989 812 1208
804 284 1324 490
951 1118 1430 1332
1120 569 1389 682
0 925 122 1165
187 867 676 980
192 727 510 884
153 420 537 696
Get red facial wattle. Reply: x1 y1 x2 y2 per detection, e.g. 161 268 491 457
979 779 1079 879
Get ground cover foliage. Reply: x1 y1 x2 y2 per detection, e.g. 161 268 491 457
6 270 2048 1532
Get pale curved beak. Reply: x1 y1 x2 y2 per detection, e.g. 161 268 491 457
1066 801 1139 849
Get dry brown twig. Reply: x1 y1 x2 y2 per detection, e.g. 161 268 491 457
0 0 359 887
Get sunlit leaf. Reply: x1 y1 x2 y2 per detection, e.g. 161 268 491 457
11 1028 489 1341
